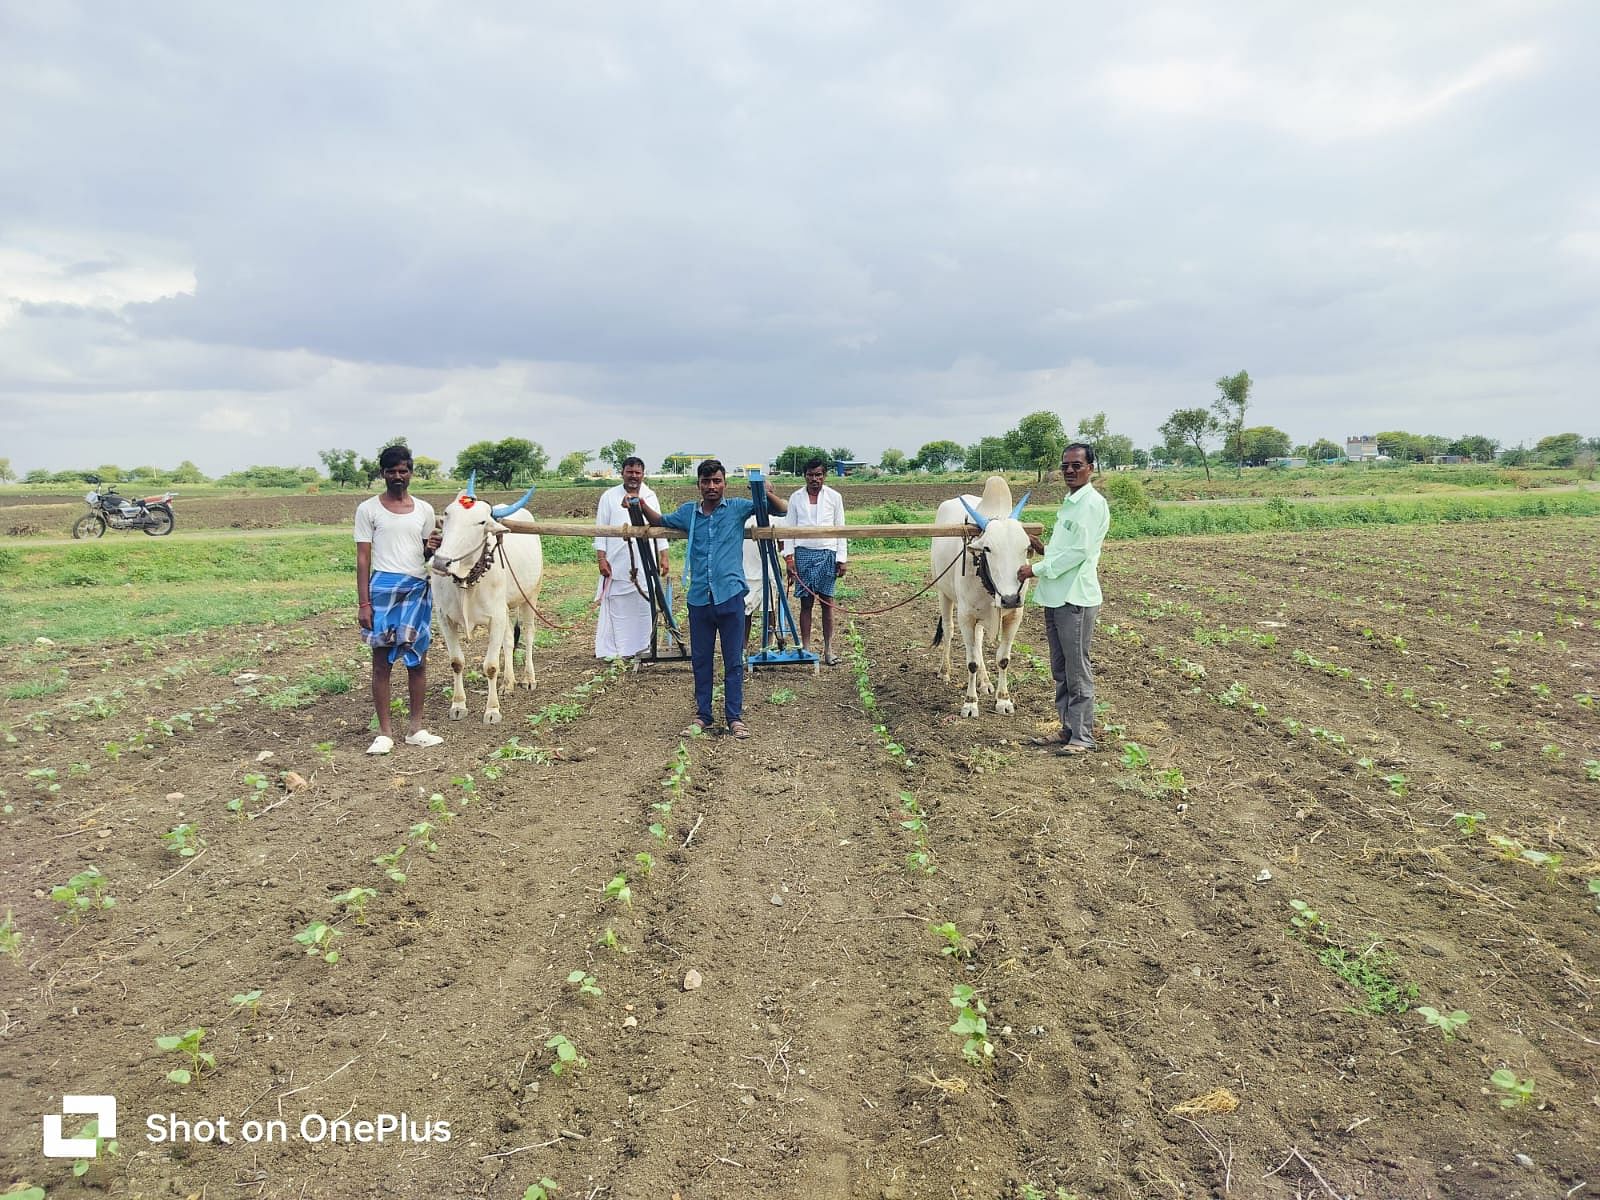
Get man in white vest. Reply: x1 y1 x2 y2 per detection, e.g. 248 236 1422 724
593 456 669 659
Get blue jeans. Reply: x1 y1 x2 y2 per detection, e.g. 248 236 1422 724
687 593 746 725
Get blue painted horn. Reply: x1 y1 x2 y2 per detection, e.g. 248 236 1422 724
465 470 477 499
1010 491 1030 519
958 498 989 531
491 484 537 519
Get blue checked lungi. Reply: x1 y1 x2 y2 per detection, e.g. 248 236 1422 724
792 547 838 599
361 571 433 667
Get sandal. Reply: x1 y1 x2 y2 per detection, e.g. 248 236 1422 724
728 719 750 740
684 717 709 737
366 734 394 756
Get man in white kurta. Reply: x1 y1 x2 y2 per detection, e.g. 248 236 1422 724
594 457 669 659
780 458 848 664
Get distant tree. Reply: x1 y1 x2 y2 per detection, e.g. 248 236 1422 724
1535 432 1583 467
96 464 121 483
455 438 547 487
412 455 440 480
1130 447 1151 468
599 439 636 472
661 451 693 474
964 437 1015 472
1301 438 1343 461
775 444 829 475
1374 431 1428 462
1239 426 1292 466
217 465 320 489
829 446 854 463
1448 435 1500 462
557 450 591 479
999 411 1068 480
1212 371 1252 473
1420 434 1452 459
318 449 363 489
171 460 207 483
1095 434 1136 470
912 440 965 472
1498 444 1534 466
878 448 907 473
24 468 49 483
1159 408 1221 480
0 457 13 483
125 465 160 482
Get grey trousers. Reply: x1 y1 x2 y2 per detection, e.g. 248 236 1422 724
1043 602 1099 746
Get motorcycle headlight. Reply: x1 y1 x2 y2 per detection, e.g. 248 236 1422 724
86 491 98 502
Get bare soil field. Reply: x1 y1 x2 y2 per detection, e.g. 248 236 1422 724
1 518 1597 1199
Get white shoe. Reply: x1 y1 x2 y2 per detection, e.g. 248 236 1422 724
366 735 394 756
405 729 443 748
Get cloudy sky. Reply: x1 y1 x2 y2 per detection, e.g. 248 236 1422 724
2 2 1596 476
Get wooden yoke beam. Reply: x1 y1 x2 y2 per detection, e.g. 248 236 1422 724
499 522 1045 540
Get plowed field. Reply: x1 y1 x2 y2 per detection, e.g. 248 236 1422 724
2 517 1597 1199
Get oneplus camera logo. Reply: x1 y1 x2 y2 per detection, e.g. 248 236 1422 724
43 1095 117 1158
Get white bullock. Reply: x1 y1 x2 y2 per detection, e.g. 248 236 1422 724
931 476 1032 717
430 476 544 724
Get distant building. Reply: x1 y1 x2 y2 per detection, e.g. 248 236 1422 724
1266 457 1308 469
1429 454 1471 465
833 460 869 477
1345 436 1379 461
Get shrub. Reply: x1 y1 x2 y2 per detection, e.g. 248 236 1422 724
1099 473 1149 515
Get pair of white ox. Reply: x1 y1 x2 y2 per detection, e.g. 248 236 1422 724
429 476 544 724
932 476 1034 718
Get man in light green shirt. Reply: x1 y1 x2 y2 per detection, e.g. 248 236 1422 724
1017 442 1110 753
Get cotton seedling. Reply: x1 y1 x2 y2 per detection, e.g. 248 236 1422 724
1452 811 1486 836
545 1033 586 1076
633 851 655 877
450 772 478 805
1157 767 1187 792
603 874 632 908
948 984 994 1065
1288 899 1325 935
427 793 457 822
1118 743 1150 770
1489 1069 1535 1108
229 988 265 1022
1584 760 1600 783
228 771 272 818
1519 847 1562 881
333 886 378 925
929 921 972 960
0 909 22 959
27 767 60 793
294 920 342 963
522 1180 560 1200
595 926 630 954
408 820 438 852
70 1117 119 1179
1416 1006 1470 1041
160 822 204 857
566 970 603 998
1383 773 1410 797
768 687 796 705
155 1027 216 1085
51 866 116 923
373 845 408 885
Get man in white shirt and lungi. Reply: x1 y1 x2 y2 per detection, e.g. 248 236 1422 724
594 456 670 659
781 457 848 665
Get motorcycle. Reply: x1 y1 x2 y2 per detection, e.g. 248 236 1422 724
72 478 179 539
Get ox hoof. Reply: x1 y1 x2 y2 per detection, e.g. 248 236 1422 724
448 704 467 721
996 699 1014 716
483 709 502 725
960 702 980 718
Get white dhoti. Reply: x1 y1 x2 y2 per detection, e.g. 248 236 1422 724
595 577 654 659
594 482 668 660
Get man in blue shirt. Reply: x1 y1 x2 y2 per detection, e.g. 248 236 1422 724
630 459 788 739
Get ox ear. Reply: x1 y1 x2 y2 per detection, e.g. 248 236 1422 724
1010 491 1031 520
465 470 477 498
958 497 989 531
491 484 537 520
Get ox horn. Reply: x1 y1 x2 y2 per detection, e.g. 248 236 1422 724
465 471 478 499
958 498 989 531
491 484 537 519
1010 491 1031 520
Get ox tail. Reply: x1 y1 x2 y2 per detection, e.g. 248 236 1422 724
932 615 944 648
